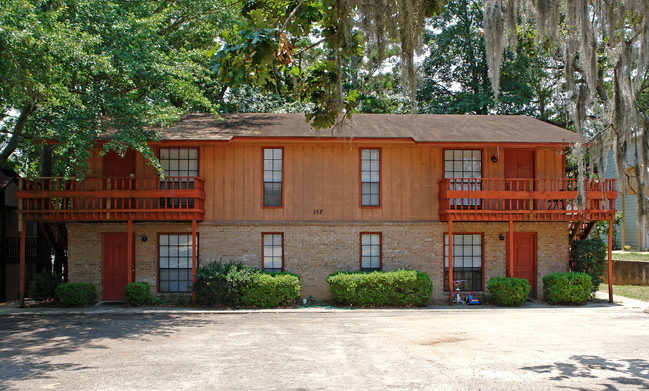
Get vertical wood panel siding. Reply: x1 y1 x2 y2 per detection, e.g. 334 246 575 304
81 142 565 222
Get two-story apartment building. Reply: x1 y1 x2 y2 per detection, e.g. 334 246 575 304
15 113 617 304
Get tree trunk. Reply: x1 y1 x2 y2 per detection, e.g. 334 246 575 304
0 102 34 161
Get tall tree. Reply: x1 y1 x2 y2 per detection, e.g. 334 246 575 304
0 0 236 176
418 0 565 121
482 0 649 229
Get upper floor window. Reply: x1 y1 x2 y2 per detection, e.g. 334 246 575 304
160 148 198 177
444 150 481 178
444 150 482 208
361 149 380 206
159 148 198 208
159 234 195 293
262 233 283 272
263 148 283 207
360 233 381 271
444 233 483 291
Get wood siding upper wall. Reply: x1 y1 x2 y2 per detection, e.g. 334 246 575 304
199 141 565 222
84 141 566 222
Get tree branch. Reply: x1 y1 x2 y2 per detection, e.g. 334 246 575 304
278 0 306 35
295 37 327 57
0 102 34 161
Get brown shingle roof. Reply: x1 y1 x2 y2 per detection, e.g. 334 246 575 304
150 113 580 144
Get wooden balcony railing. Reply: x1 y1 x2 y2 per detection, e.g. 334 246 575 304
439 178 617 222
16 176 206 222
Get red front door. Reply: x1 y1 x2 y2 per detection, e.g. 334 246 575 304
102 150 135 210
510 232 537 297
103 232 131 300
504 149 535 210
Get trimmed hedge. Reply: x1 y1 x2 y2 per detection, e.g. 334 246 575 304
124 282 152 306
242 272 301 308
31 272 62 301
194 261 301 308
571 238 607 293
487 277 530 307
55 283 96 307
326 270 432 307
542 272 592 305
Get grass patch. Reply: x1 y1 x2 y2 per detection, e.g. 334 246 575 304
599 284 649 302
612 251 649 262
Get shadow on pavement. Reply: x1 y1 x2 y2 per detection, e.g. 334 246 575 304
521 355 649 389
0 314 214 388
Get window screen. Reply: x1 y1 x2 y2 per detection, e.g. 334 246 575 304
361 149 380 206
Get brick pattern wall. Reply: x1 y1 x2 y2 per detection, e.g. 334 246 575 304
67 221 569 303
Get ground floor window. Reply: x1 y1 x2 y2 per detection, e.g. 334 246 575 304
159 234 195 292
444 233 483 291
262 233 283 272
361 233 381 271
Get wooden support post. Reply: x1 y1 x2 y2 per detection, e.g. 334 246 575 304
192 218 197 305
19 215 26 308
448 220 453 305
127 219 133 284
508 220 514 277
608 218 614 303
621 195 625 249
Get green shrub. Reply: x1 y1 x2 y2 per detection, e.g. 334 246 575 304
542 272 592 305
194 261 300 307
31 271 62 301
571 238 608 293
124 282 153 306
55 283 96 307
194 262 233 305
326 270 432 307
486 277 530 307
241 273 301 308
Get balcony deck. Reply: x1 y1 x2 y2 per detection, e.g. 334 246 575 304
16 177 206 222
439 178 617 222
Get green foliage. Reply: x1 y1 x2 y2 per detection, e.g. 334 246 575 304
542 273 592 305
326 270 433 307
124 282 153 307
571 238 608 293
241 273 301 308
31 271 62 301
418 0 560 119
486 277 530 307
55 283 96 307
591 211 622 249
194 261 298 307
1 0 236 175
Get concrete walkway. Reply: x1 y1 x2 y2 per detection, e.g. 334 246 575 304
1 292 647 316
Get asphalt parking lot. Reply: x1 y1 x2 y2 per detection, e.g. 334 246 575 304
1 300 649 391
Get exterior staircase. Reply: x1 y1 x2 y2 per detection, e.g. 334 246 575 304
569 221 597 243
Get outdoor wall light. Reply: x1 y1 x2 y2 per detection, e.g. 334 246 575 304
491 155 498 163
141 235 148 242
499 234 505 241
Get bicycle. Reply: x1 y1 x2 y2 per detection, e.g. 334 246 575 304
452 280 465 304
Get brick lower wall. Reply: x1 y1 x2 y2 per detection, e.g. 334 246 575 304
67 221 569 303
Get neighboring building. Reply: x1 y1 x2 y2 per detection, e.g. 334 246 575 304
15 114 617 303
603 149 648 250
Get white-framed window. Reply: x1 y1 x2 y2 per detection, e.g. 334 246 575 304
263 148 283 207
159 234 195 293
361 149 380 206
159 148 198 208
444 233 483 291
160 148 199 177
361 233 381 271
262 233 283 272
444 150 482 208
